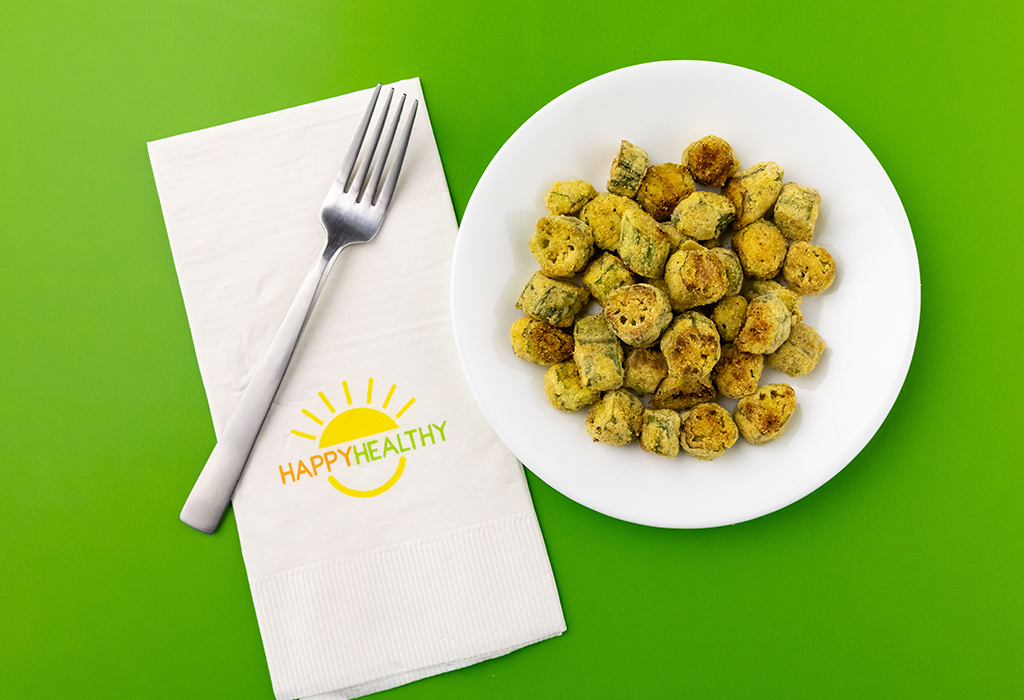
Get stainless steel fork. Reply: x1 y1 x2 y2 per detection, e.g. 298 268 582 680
180 84 418 534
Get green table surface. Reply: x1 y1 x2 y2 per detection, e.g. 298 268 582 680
3 1 1021 698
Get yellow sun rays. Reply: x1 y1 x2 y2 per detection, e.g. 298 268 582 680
290 378 414 443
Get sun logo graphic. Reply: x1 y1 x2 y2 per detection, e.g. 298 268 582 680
279 378 448 498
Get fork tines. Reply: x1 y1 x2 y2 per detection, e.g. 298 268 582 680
341 84 418 208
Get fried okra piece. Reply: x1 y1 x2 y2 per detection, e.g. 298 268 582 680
723 161 785 229
711 295 748 343
544 361 601 412
734 383 797 445
657 221 687 252
670 191 736 241
712 343 764 399
783 242 836 295
660 311 721 378
618 208 672 278
636 163 696 222
664 241 730 311
623 347 668 394
574 314 624 391
745 280 803 324
580 193 640 251
765 322 826 377
681 135 739 186
607 140 650 197
650 373 717 411
516 272 590 328
734 293 792 355
582 252 635 307
586 389 644 446
528 215 595 278
640 409 682 458
679 403 738 460
510 317 573 365
545 179 598 216
604 283 673 349
710 247 743 297
773 182 821 241
731 219 788 280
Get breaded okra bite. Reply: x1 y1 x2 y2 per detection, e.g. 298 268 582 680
731 219 788 280
650 373 717 411
734 293 792 355
670 191 736 242
660 311 721 378
635 162 696 222
544 361 602 412
580 193 640 251
640 409 682 458
607 140 650 197
664 241 730 311
723 161 785 229
711 295 748 343
622 347 669 395
586 388 644 446
712 343 764 399
681 135 739 186
734 383 797 445
679 403 739 460
765 322 826 377
773 182 821 242
618 207 672 278
574 314 624 391
604 283 673 349
515 272 590 328
783 242 836 295
582 252 635 307
528 215 595 278
544 179 598 216
510 317 573 365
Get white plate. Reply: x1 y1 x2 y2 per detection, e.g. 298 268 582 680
451 61 919 528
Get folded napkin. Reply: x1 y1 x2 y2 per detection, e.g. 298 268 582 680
148 78 565 700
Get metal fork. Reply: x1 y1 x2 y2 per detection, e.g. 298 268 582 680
180 84 418 534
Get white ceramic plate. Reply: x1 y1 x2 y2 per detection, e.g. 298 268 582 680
451 61 919 528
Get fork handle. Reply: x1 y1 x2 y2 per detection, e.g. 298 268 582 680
180 242 342 533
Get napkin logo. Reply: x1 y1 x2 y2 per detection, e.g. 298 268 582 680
280 378 447 497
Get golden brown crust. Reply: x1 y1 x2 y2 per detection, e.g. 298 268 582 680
712 343 764 399
650 373 717 411
682 135 739 186
734 383 797 445
679 403 738 460
659 311 721 378
765 322 826 377
586 389 644 445
734 294 792 355
544 361 601 412
664 244 730 311
773 182 821 242
623 347 669 394
635 163 696 222
711 295 748 343
722 161 785 229
730 219 788 280
528 215 594 278
604 283 674 349
545 180 598 216
782 242 836 295
510 317 573 365
640 409 682 458
580 193 640 251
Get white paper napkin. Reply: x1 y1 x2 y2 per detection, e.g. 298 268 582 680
148 78 565 700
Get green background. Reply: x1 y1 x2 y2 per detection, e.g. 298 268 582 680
2 0 1021 697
